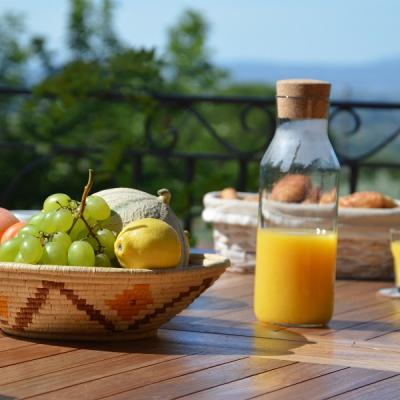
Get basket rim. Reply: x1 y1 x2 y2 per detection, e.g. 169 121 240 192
0 252 229 277
205 191 400 213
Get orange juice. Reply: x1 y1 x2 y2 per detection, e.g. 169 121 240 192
391 240 400 287
254 228 337 326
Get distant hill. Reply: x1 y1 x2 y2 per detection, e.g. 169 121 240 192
222 57 400 101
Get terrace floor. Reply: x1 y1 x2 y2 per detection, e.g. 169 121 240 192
0 273 399 399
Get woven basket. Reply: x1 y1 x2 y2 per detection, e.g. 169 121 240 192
202 192 258 273
202 191 400 279
0 253 228 341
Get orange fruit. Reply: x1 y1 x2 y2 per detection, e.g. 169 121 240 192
0 208 19 240
1 221 25 244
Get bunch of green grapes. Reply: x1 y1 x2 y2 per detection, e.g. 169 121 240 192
0 193 117 267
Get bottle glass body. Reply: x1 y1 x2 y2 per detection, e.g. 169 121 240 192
254 117 340 327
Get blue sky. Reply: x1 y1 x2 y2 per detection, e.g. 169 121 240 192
1 0 399 65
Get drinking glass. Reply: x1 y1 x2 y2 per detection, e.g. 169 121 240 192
379 229 400 298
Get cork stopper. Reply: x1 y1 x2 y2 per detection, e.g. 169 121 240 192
276 79 331 119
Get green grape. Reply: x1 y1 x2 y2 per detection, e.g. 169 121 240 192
83 208 91 221
29 213 45 229
15 252 27 263
87 216 98 229
69 218 88 241
54 209 73 232
43 193 71 212
40 242 68 265
52 232 72 249
68 241 95 266
96 229 116 259
0 237 21 262
82 213 98 231
84 235 99 251
40 211 58 233
18 225 40 239
95 253 111 267
20 236 43 264
85 196 111 221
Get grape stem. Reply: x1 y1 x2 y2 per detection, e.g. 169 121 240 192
81 215 103 253
67 169 97 240
74 169 103 253
79 169 94 218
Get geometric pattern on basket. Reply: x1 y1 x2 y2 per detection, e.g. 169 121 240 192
128 277 213 331
8 277 214 333
105 284 153 321
12 280 116 332
0 295 8 325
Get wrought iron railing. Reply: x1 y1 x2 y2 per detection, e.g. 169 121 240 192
1 86 400 229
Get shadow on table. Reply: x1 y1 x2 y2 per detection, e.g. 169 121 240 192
6 315 313 359
183 295 249 311
149 320 312 358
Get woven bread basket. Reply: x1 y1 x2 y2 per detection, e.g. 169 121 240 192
202 191 400 279
0 253 228 341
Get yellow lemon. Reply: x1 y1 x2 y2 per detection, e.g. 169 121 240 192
114 218 182 269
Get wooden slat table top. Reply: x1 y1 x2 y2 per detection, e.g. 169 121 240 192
1 273 400 399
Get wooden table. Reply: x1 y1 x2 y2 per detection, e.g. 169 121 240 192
1 273 400 399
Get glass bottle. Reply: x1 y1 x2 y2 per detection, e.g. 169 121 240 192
254 79 340 327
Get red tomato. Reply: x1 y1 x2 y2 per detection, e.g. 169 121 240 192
0 208 19 240
1 221 25 244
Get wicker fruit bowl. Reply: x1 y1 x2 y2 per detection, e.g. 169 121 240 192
0 253 228 341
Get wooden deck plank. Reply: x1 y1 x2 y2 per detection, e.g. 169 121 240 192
95 358 294 400
0 350 198 398
166 281 395 335
0 341 205 387
167 279 395 342
254 367 398 400
205 275 254 298
287 299 400 338
25 354 251 400
173 363 346 400
366 330 400 346
205 272 254 292
0 335 36 352
178 294 252 320
329 289 388 315
328 374 400 400
326 313 400 342
0 345 141 386
164 300 400 354
157 328 400 372
0 343 75 368
164 295 400 344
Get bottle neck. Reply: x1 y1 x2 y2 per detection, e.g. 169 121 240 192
276 118 328 136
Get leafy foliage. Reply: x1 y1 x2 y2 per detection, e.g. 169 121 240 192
0 13 30 86
0 1 274 234
165 10 227 93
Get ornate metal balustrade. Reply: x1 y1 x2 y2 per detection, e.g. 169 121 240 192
1 86 400 229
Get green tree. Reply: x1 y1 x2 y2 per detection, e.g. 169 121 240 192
0 13 31 86
0 0 163 207
165 9 227 93
0 3 275 237
68 0 94 59
97 0 123 57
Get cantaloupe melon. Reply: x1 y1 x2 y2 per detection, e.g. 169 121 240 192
94 187 190 266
